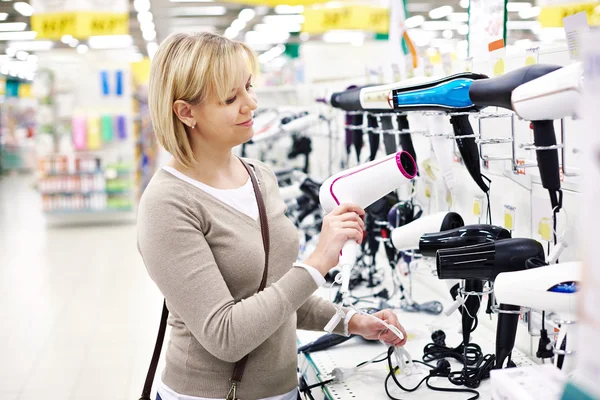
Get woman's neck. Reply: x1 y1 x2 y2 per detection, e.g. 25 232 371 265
168 143 247 189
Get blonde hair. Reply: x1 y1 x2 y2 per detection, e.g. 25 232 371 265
148 32 258 168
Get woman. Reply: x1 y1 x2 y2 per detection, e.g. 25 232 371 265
138 32 407 400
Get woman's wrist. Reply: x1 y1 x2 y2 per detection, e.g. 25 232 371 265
304 253 329 277
347 313 362 335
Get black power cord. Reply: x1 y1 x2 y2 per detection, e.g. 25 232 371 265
422 329 484 366
384 347 480 400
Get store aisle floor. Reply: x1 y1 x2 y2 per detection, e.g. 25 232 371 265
0 174 163 400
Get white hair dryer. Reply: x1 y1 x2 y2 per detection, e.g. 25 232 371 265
512 62 582 121
319 151 417 295
390 211 464 252
494 261 581 372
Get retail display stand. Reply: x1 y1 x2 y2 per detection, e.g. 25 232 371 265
35 49 137 226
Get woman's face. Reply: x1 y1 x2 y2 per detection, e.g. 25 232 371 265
188 55 258 150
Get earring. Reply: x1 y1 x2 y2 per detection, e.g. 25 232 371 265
191 121 196 129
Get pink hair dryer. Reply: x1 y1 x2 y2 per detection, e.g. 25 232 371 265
319 151 417 296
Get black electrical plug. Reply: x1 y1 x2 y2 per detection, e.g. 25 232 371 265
431 359 451 377
431 330 446 346
536 329 554 359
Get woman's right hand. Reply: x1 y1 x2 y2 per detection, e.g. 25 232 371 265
305 203 365 276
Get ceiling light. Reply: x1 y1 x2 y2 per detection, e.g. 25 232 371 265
429 5 453 19
422 21 454 30
88 35 134 49
7 40 53 51
76 44 89 54
147 42 158 59
169 6 226 17
69 38 79 47
274 5 304 14
448 12 469 22
0 31 37 41
405 15 424 28
322 30 366 44
0 13 7 21
442 29 454 39
134 0 151 12
224 27 239 39
15 50 27 61
254 23 301 33
0 22 27 32
27 54 37 62
13 2 34 17
263 15 305 24
239 8 256 22
519 6 540 19
231 19 246 30
6 47 15 56
143 29 157 41
61 34 73 44
460 0 469 8
137 11 154 23
507 20 540 30
457 24 469 35
507 2 531 12
245 30 290 45
141 21 155 32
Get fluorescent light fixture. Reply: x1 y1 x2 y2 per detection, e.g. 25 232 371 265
239 8 256 22
0 31 37 41
88 35 134 49
322 30 366 44
507 20 540 30
519 6 540 18
442 29 454 39
0 22 27 32
13 2 34 17
143 29 157 41
406 3 432 12
8 40 53 51
245 30 290 45
69 38 79 47
147 42 158 59
258 44 286 63
137 11 153 23
0 13 7 21
407 29 435 47
405 15 424 28
460 0 469 8
61 34 73 43
76 44 89 54
254 23 301 33
134 0 151 12
507 2 531 12
429 5 453 19
263 15 305 24
457 24 469 35
448 12 469 22
27 54 37 62
274 5 304 14
15 50 27 60
422 21 454 30
224 27 240 39
130 52 144 62
169 6 227 17
231 18 246 30
141 21 155 32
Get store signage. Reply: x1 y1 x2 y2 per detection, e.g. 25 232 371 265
302 5 389 34
30 0 128 39
468 0 507 59
539 2 600 27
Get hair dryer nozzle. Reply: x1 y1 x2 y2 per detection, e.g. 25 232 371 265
419 224 511 258
436 238 545 281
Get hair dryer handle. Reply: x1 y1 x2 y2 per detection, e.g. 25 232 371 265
339 240 358 294
532 120 561 209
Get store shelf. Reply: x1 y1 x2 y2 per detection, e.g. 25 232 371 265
40 190 131 195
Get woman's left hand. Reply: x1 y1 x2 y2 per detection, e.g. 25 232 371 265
348 309 407 347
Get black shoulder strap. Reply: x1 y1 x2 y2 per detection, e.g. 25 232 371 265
139 300 168 400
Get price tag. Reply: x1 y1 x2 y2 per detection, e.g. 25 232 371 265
489 39 505 77
538 217 553 241
563 11 590 60
504 205 516 230
473 197 483 217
